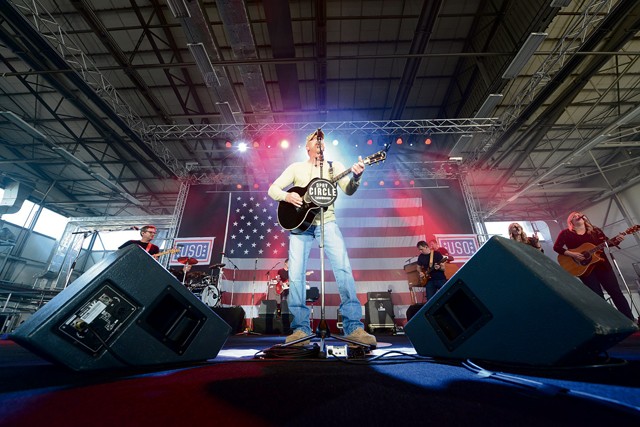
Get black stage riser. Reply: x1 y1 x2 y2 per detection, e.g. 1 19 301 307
11 245 231 371
405 236 638 366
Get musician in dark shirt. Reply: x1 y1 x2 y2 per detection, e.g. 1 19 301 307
553 212 633 320
119 225 160 256
416 240 447 300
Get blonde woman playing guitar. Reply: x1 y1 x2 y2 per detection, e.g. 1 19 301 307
553 212 635 320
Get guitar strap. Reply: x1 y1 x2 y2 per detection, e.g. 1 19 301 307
429 250 434 270
145 242 154 253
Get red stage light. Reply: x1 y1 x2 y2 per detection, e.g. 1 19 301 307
394 180 400 186
225 141 232 148
367 139 373 145
253 183 259 189
425 138 432 145
396 138 403 145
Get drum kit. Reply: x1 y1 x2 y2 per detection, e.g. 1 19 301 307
170 257 225 308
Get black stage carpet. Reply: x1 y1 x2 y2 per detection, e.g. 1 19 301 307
1 332 639 426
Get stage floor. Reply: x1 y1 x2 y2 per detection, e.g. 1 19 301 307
1 331 640 426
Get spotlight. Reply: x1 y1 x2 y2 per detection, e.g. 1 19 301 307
379 180 385 186
236 184 242 189
332 139 339 146
367 139 373 145
409 180 415 186
425 138 432 145
225 141 232 148
238 142 248 152
394 180 400 186
396 138 403 145
253 183 259 189
253 141 260 148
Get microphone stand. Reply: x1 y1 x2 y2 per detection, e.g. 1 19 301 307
238 259 261 335
604 241 639 323
224 256 240 307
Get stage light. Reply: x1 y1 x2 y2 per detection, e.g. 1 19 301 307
425 137 432 145
379 180 385 186
367 139 373 145
253 141 260 148
236 184 242 189
394 180 400 186
238 142 248 152
225 141 232 148
396 138 403 145
280 139 289 149
253 183 259 189
410 180 415 186
363 181 368 187
332 139 339 146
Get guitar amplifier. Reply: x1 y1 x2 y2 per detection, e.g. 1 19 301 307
365 292 395 332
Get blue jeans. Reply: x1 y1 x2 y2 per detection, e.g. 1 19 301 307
288 221 364 335
426 278 447 300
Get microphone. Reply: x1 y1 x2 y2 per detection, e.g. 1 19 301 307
131 226 139 230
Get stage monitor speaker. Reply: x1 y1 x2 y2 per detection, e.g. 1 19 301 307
10 245 231 371
405 236 638 366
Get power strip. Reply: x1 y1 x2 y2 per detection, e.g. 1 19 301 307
326 345 348 357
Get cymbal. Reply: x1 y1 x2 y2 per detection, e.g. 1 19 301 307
209 263 226 269
177 256 199 265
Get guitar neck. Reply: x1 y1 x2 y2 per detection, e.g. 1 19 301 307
587 235 624 255
330 168 352 184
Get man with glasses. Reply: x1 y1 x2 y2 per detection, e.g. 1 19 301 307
119 225 160 256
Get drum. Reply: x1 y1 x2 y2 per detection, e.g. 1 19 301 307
201 285 220 307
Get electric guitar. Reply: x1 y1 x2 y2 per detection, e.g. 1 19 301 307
419 256 448 286
277 150 387 231
557 225 640 276
275 271 313 294
153 248 181 259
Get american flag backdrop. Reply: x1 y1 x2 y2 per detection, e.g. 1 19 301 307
180 183 472 325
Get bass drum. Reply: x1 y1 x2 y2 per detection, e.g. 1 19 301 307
201 285 220 307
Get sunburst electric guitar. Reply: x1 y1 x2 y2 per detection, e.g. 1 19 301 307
557 225 640 276
153 248 181 259
277 149 387 231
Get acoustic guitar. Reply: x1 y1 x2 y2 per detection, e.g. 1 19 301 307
557 225 639 276
277 149 387 231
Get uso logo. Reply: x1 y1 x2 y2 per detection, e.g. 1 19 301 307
169 237 215 266
435 234 479 263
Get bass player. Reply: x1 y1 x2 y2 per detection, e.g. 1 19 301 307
416 240 447 301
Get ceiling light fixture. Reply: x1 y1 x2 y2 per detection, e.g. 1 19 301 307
188 43 219 87
475 94 503 118
165 0 191 18
502 33 547 79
